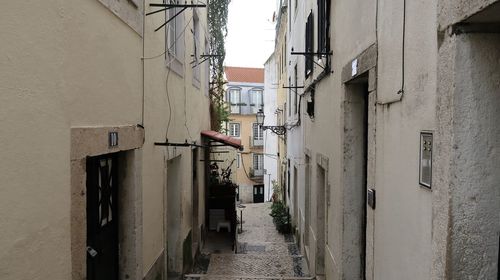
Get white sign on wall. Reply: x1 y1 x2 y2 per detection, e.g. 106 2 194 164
351 59 358 77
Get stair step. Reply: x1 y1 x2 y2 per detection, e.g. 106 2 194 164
185 274 315 280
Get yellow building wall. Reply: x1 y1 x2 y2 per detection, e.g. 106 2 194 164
228 114 264 203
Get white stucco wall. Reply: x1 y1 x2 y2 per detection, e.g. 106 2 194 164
264 54 279 201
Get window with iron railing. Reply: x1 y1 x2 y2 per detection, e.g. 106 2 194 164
228 88 241 114
250 89 264 113
252 154 264 176
252 123 264 147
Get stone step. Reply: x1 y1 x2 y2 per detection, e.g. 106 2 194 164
185 274 315 280
236 242 300 256
201 254 310 278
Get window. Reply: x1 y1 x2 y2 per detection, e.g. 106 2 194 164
237 154 241 168
305 11 314 77
228 123 240 137
288 77 292 116
166 6 178 57
253 154 264 171
204 39 210 96
317 0 331 54
253 123 263 140
228 89 241 114
294 64 298 115
164 1 185 74
250 89 263 113
192 12 201 84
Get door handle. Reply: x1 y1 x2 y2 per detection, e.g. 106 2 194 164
87 246 98 258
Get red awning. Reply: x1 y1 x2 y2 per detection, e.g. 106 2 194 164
201 130 244 150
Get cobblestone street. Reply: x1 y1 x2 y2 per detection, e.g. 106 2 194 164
187 203 312 280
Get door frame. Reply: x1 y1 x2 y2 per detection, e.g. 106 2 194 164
341 45 377 280
70 125 144 280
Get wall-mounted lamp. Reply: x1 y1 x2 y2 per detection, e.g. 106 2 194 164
256 109 287 135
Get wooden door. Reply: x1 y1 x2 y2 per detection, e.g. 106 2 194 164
253 185 265 203
86 154 119 280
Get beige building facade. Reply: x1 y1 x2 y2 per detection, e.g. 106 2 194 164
274 5 290 203
271 0 500 279
1 1 212 280
224 67 266 203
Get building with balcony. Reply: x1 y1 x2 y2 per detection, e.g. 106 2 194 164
224 66 267 203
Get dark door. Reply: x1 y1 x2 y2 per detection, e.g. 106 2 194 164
86 154 119 280
253 185 264 203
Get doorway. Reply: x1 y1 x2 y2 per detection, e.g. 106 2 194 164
167 156 182 278
192 148 200 253
315 165 327 276
344 78 369 279
86 154 119 280
253 185 265 203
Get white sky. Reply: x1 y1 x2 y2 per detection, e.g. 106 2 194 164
225 0 277 68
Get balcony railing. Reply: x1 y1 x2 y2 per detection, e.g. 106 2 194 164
249 136 263 148
250 168 264 177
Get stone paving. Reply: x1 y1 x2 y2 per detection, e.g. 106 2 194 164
187 203 312 280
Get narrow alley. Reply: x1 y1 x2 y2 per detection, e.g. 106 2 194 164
187 203 311 280
1 0 499 279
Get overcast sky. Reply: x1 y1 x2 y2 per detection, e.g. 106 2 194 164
225 0 277 68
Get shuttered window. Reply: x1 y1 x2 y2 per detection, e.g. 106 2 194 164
305 11 314 77
317 0 330 54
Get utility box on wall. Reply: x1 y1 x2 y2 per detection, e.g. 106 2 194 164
419 132 433 188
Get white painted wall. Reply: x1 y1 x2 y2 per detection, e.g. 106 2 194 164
264 54 279 201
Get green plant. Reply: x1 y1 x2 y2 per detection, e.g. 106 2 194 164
207 0 231 132
271 180 282 202
269 201 291 234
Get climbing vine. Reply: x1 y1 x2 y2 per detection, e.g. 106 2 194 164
208 0 231 132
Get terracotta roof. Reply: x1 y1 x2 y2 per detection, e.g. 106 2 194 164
201 130 244 150
224 66 264 84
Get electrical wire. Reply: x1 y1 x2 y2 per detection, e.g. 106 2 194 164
239 152 253 181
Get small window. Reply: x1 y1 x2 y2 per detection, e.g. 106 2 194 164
229 123 241 137
237 154 241 168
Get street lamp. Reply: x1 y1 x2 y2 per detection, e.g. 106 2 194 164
256 109 286 135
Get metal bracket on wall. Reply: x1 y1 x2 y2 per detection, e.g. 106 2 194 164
191 54 222 68
154 140 205 148
147 2 207 32
291 50 333 72
282 85 305 95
